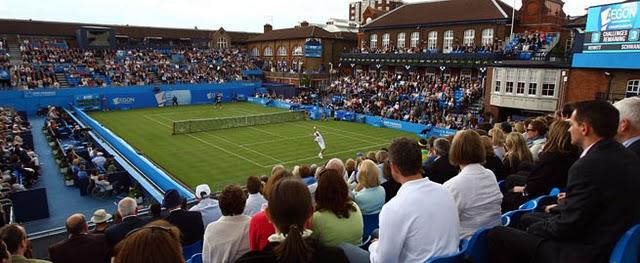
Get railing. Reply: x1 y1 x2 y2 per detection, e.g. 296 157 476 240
339 52 500 67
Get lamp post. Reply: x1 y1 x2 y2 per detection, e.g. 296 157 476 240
439 65 446 82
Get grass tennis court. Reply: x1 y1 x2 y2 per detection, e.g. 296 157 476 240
89 102 415 190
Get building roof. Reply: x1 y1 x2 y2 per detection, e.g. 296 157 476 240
0 19 259 42
363 0 512 30
566 15 587 28
247 26 355 42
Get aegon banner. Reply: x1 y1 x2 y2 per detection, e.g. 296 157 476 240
584 1 640 53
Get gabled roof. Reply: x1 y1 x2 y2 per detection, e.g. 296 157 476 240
363 0 512 30
247 26 353 42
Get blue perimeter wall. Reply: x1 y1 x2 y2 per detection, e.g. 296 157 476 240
0 82 261 115
247 97 457 138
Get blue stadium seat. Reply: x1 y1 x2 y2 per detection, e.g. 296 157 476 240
186 253 203 263
609 224 640 263
463 228 491 263
549 187 560 196
182 240 203 261
500 214 510 226
518 199 537 210
425 239 468 263
362 213 379 241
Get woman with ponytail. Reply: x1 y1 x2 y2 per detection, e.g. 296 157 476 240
237 178 348 263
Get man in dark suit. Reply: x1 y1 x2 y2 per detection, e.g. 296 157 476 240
105 197 148 250
422 138 459 184
614 96 640 158
49 214 107 263
163 189 204 246
487 100 640 263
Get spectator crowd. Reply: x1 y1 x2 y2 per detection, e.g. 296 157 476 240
0 97 638 263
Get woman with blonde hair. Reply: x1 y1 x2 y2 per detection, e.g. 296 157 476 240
503 132 534 174
513 122 526 134
353 159 385 215
488 128 507 160
114 220 184 263
501 120 579 212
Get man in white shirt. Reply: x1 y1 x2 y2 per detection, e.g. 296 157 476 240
202 185 250 263
91 152 107 172
189 184 222 227
313 127 326 159
243 176 267 216
368 137 460 263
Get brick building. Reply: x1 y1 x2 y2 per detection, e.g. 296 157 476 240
349 0 404 25
247 23 357 86
0 19 259 49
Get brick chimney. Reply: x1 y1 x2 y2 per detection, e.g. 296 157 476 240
300 21 309 27
264 24 273 33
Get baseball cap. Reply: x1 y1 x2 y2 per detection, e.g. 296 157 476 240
195 184 211 199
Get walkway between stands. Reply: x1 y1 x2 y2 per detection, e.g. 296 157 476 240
22 117 117 234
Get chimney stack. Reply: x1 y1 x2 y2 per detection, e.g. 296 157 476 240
264 24 273 33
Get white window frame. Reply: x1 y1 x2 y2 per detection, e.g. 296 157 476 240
251 47 259 57
382 33 390 48
217 37 227 49
443 30 454 53
463 29 475 46
542 70 558 97
505 68 516 94
516 69 527 95
410 32 420 48
493 68 503 93
482 28 494 46
528 70 540 96
264 47 273 56
627 79 640 96
277 46 287 56
397 33 406 48
428 31 438 50
292 46 303 56
370 34 378 49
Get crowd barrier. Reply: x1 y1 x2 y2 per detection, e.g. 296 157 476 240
247 98 457 138
71 106 194 201
0 82 261 115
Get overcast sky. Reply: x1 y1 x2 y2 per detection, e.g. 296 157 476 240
0 0 623 32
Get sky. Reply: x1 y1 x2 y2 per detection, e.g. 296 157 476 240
0 0 624 33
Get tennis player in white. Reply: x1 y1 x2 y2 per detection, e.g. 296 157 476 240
312 126 326 159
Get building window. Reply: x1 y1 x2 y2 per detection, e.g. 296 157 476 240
493 68 503 93
542 70 558 97
482 28 494 46
292 46 303 56
516 69 527 95
528 83 537 95
528 70 539 95
217 37 227 49
251 47 259 57
277 46 287 56
382 33 390 48
443 30 454 53
428 31 438 50
506 68 515 93
463 29 475 46
370 34 378 49
397 33 406 48
264 47 273 56
410 32 419 48
627 79 640 96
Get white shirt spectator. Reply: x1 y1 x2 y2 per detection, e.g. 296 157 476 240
443 163 502 240
189 198 222 227
202 215 251 263
243 193 267 217
369 177 459 263
529 137 547 162
92 154 107 171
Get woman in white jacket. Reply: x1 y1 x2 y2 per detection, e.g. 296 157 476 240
443 130 503 240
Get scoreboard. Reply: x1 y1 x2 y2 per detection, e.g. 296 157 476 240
584 1 640 53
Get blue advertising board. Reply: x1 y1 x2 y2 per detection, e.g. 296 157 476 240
584 1 640 53
304 38 322 58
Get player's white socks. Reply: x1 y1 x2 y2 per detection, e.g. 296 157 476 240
318 153 323 159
